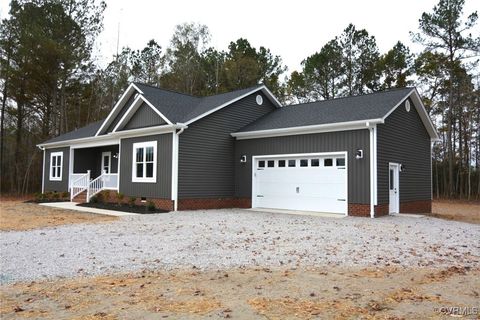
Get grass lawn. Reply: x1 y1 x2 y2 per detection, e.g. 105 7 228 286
0 200 117 231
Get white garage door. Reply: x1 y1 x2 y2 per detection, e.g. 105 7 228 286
252 153 347 214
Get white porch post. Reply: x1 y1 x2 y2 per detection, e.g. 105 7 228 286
86 170 91 203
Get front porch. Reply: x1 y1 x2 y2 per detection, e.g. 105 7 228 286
69 145 119 202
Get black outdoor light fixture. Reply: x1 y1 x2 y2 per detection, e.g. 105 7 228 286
355 149 363 159
240 155 247 163
400 164 406 172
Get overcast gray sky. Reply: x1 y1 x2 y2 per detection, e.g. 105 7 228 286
1 0 479 73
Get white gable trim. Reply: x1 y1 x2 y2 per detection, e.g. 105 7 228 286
231 119 383 140
381 89 440 141
95 83 144 136
112 95 172 132
184 86 282 126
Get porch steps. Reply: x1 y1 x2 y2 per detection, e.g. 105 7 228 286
72 190 87 203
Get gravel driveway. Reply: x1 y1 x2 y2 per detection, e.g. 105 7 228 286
1 209 479 283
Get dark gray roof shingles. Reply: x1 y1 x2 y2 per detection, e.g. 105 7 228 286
41 84 264 144
237 87 414 133
41 120 103 144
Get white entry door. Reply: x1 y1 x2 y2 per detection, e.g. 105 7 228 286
389 163 400 213
253 153 348 214
101 152 111 174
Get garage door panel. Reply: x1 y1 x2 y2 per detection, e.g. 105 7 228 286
253 154 347 214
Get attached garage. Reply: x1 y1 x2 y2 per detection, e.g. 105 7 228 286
252 152 348 214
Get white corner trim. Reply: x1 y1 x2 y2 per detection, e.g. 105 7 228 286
41 148 45 193
171 133 178 205
369 126 375 218
373 125 378 206
184 86 282 126
232 119 384 140
95 83 142 136
68 148 73 190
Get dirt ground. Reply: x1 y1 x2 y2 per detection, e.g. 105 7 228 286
430 199 480 224
0 201 117 231
1 266 479 319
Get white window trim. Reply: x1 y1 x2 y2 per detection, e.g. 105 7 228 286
49 151 63 181
132 141 157 183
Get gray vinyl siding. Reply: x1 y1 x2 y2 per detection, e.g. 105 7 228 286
104 94 137 133
119 133 172 199
73 145 119 177
122 102 166 130
178 92 276 198
43 147 70 192
235 130 371 203
376 98 431 204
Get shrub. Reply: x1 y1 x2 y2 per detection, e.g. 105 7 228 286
90 195 98 203
96 192 104 203
34 192 44 202
100 190 110 201
147 201 156 211
128 196 136 207
61 192 69 199
45 191 53 200
52 192 60 200
116 192 124 205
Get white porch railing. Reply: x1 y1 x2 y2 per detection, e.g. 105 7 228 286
70 171 118 202
70 171 90 201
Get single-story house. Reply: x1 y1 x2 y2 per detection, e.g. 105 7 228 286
38 83 439 217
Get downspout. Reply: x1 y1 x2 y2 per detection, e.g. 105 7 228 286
172 123 187 211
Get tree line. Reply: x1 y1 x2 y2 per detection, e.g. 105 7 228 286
0 0 479 199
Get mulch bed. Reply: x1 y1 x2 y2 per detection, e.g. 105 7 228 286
78 202 168 214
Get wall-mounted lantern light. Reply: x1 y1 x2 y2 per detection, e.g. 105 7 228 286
400 164 405 172
240 155 247 163
355 149 364 159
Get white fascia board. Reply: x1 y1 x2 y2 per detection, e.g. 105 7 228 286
382 88 440 141
95 83 144 136
38 124 187 149
231 119 384 140
184 85 282 126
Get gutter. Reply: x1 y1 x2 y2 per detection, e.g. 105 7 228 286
231 119 385 140
37 123 188 149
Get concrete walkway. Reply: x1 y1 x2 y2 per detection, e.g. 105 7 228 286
39 202 138 217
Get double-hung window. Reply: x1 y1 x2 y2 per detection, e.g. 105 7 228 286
49 152 63 181
132 141 157 183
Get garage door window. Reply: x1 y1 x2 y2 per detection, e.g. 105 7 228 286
288 160 296 167
278 160 286 167
258 161 265 168
311 159 320 167
267 160 275 167
324 158 333 167
300 159 308 167
336 158 346 167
